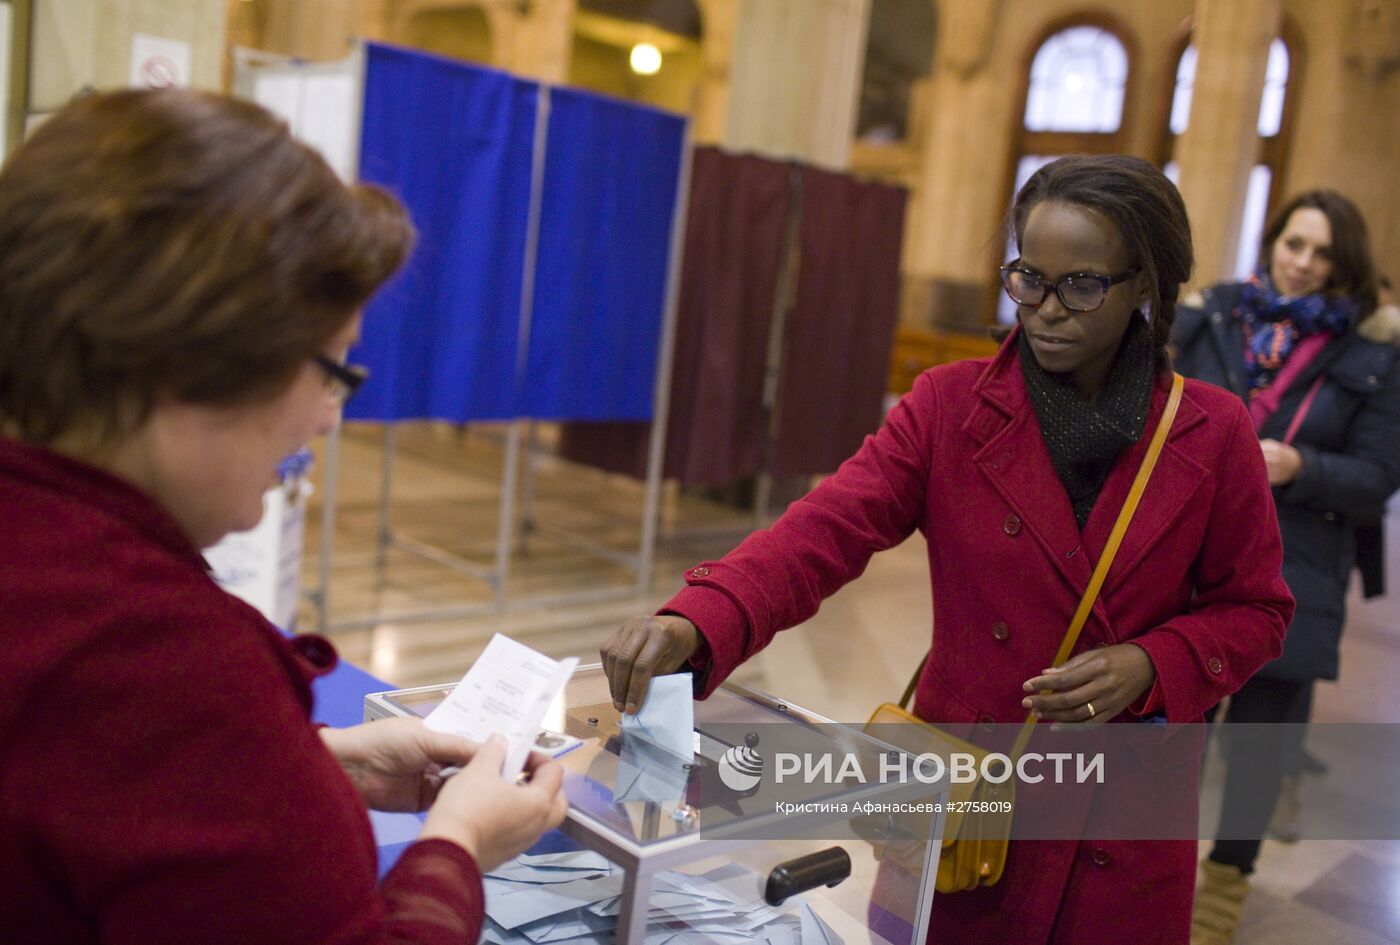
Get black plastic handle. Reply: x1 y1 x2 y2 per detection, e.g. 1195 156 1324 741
763 846 852 906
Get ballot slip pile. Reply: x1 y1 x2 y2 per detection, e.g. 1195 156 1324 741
481 851 845 945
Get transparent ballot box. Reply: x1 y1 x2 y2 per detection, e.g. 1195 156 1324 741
365 665 945 945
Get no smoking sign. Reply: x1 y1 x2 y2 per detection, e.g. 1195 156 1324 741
139 55 180 88
130 34 191 90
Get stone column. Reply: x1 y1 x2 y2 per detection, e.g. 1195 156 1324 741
722 0 871 170
261 0 360 61
476 7 521 72
1173 0 1281 290
355 0 389 42
3 0 30 151
363 0 569 81
1285 0 1400 280
497 0 575 84
901 0 1012 329
1342 8 1400 280
691 0 737 145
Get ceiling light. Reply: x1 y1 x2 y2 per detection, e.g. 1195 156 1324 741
630 43 662 76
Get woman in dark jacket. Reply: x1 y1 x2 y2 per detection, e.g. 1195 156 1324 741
1172 190 1400 945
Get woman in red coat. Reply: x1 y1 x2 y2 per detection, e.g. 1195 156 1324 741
0 89 566 944
602 155 1294 944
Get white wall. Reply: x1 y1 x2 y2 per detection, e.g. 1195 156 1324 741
29 0 225 120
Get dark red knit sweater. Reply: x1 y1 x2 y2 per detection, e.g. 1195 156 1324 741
0 438 483 944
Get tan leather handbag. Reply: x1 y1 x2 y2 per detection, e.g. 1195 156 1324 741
864 373 1184 893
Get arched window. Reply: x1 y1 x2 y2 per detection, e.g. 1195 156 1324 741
1256 37 1290 137
1167 44 1197 137
997 21 1133 324
1024 26 1129 133
1160 30 1300 280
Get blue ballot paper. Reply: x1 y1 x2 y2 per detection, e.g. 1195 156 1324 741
619 672 694 761
800 901 846 945
480 854 844 945
614 730 690 807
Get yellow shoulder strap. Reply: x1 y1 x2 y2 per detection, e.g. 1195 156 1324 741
1010 372 1185 757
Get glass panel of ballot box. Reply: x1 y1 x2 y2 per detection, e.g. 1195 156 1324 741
365 664 945 945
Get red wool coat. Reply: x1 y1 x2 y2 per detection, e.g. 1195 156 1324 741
667 336 1293 945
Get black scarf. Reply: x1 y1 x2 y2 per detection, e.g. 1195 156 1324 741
1018 316 1155 530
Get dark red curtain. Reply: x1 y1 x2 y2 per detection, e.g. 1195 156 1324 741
770 168 907 476
560 151 907 484
559 147 792 483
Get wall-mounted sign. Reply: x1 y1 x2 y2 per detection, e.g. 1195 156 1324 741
130 33 191 89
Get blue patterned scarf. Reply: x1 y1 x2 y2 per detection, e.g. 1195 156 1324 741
1239 268 1356 395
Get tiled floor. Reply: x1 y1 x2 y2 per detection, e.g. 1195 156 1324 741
297 420 1400 944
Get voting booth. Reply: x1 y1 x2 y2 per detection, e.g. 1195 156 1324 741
366 665 943 945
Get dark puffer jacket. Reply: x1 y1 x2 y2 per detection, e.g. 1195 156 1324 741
1172 283 1400 680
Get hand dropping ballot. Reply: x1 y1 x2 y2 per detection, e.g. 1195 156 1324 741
425 634 578 779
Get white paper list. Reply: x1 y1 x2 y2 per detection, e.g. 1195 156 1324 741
425 633 579 779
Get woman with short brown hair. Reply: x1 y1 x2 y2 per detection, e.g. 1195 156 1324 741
0 89 566 943
0 89 406 447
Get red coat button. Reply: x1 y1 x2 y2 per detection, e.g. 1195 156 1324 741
1003 515 1022 536
977 714 997 733
1208 657 1223 674
992 622 1009 641
1091 848 1111 866
691 566 711 578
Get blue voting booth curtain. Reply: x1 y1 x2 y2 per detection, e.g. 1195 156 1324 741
348 43 538 422
520 88 685 421
349 46 685 423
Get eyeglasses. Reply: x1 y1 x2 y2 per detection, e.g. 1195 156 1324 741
1000 264 1140 313
313 355 369 404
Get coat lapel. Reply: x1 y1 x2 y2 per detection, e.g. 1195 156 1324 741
968 342 1211 648
967 340 1096 597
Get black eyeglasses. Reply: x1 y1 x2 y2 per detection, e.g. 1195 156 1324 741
1000 264 1140 313
313 355 369 405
